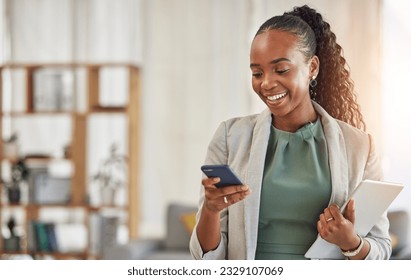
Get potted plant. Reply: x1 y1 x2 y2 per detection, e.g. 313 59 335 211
90 144 127 205
5 159 29 204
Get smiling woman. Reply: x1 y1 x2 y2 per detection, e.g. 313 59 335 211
190 4 391 261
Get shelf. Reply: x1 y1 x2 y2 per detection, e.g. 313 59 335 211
0 62 139 69
1 251 90 260
0 203 128 211
88 106 127 113
0 62 140 259
1 108 128 116
1 112 77 116
30 251 90 260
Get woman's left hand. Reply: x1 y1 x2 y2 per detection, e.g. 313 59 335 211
317 199 361 250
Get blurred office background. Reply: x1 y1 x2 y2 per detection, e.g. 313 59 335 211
0 0 410 258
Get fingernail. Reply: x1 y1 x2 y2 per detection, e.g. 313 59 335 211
241 185 249 190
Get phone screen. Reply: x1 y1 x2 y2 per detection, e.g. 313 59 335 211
201 164 243 188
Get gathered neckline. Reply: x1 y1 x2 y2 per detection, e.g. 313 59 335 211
271 118 321 140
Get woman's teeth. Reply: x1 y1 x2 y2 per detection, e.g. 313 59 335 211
267 92 287 101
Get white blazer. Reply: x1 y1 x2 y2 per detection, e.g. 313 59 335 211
190 102 391 260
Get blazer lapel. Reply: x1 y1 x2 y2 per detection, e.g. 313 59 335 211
313 102 349 206
244 109 272 259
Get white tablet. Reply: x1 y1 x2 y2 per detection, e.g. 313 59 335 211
304 179 404 259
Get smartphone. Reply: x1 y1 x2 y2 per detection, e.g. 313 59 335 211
201 164 244 188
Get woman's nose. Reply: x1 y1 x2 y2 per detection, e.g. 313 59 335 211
261 74 278 90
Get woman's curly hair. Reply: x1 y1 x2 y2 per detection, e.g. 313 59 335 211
255 5 366 131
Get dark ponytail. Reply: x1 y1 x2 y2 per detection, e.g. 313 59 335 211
255 5 366 130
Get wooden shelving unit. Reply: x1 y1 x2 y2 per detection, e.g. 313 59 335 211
0 63 140 259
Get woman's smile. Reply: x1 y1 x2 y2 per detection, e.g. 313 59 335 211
266 91 288 102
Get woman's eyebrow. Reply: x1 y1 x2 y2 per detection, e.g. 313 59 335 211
250 58 291 68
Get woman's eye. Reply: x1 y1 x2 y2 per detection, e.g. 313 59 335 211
276 69 289 74
252 72 263 78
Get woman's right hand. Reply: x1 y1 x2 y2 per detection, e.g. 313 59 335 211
196 177 250 253
202 177 251 213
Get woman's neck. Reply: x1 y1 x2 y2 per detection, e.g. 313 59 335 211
272 105 318 132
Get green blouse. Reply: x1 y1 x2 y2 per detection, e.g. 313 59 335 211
255 118 332 260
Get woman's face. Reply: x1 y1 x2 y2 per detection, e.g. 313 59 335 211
250 30 318 121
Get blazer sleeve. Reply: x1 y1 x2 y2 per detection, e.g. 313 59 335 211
189 121 229 260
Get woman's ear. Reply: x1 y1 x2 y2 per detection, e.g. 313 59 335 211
309 55 320 78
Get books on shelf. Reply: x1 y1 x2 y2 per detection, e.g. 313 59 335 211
27 221 88 254
28 221 59 253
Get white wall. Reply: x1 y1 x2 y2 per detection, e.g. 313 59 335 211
138 0 263 237
381 0 411 213
0 0 4 63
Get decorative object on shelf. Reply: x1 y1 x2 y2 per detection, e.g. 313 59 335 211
63 143 72 159
2 133 20 159
5 159 29 204
33 68 74 112
5 183 21 204
27 166 71 205
89 213 120 257
90 143 127 205
3 216 21 251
